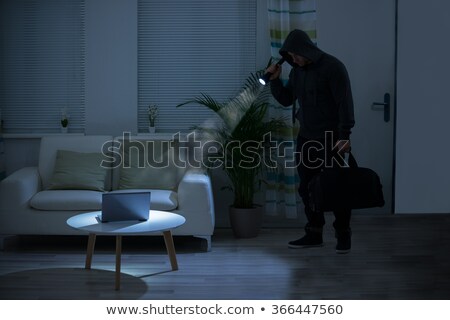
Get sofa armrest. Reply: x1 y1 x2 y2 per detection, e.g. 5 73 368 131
177 170 215 229
0 167 41 210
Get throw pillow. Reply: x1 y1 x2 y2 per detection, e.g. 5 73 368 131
47 150 108 191
118 140 180 190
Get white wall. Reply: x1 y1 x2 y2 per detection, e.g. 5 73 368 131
85 0 138 136
395 0 450 213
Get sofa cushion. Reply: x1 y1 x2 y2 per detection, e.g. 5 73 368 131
109 189 178 211
30 190 103 211
117 139 181 190
47 150 108 191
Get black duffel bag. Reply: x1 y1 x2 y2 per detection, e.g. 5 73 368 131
308 152 385 212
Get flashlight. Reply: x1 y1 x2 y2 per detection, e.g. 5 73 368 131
258 58 286 86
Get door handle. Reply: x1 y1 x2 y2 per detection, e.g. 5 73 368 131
372 93 390 122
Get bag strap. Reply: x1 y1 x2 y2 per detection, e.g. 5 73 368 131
348 151 358 168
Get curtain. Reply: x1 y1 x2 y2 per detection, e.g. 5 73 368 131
264 0 316 219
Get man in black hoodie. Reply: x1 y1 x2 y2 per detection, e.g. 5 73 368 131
267 29 355 254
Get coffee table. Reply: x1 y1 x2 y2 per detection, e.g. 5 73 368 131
67 210 185 290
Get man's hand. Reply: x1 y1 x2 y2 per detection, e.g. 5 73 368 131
334 140 351 154
265 64 282 81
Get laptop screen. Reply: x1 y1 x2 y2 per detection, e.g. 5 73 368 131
101 191 151 222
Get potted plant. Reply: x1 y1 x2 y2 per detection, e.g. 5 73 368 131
148 104 158 133
60 108 69 133
177 70 285 238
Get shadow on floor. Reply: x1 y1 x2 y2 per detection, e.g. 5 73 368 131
0 268 148 299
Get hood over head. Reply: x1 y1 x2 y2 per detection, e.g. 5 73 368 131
279 29 323 66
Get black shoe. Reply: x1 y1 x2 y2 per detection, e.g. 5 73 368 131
335 229 351 254
288 226 323 249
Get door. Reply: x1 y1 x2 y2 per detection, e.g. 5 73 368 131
316 0 396 213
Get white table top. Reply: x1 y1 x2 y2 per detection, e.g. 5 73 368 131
67 210 185 235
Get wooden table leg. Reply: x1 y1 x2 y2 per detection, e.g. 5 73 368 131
163 230 178 271
115 235 122 290
85 233 96 269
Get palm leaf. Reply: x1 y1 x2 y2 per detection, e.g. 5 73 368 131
177 69 288 208
176 93 224 113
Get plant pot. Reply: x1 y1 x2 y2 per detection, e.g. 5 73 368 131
148 126 156 133
60 127 68 133
229 205 263 238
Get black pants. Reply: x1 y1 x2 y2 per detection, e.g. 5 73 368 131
296 135 351 231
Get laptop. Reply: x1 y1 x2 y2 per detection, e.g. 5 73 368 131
99 191 151 222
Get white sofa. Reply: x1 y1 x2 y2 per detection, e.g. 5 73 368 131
0 135 215 251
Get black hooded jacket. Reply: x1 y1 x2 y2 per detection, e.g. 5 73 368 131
270 29 355 140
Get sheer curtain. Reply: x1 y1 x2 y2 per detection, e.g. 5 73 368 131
264 0 316 218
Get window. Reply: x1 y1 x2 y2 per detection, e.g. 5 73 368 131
138 0 257 133
0 0 85 133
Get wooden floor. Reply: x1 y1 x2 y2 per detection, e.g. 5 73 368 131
0 213 449 300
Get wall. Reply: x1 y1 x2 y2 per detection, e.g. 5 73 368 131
85 0 138 136
395 0 450 213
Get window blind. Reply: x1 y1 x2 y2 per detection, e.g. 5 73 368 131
0 0 85 133
138 0 257 133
